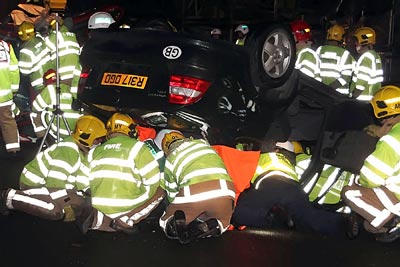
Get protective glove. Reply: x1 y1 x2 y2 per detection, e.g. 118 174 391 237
63 204 76 222
43 69 56 86
363 124 391 138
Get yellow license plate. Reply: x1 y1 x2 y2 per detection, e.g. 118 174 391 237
101 72 148 89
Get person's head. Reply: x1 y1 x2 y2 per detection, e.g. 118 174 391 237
34 12 52 37
352 27 376 54
326 24 345 46
106 113 138 139
290 20 312 50
160 130 185 155
210 28 222 39
72 115 107 153
88 12 115 30
371 85 400 127
275 141 296 165
17 21 35 41
235 24 249 39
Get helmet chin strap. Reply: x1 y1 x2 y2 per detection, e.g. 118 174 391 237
128 124 138 138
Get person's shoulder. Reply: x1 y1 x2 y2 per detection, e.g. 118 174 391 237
389 123 400 135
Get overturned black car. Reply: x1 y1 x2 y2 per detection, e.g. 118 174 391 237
77 22 297 145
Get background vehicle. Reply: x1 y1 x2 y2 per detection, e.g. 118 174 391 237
0 3 125 50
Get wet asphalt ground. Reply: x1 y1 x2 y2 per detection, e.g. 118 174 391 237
1 141 400 267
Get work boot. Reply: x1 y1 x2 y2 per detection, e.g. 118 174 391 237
75 206 96 234
188 218 222 240
174 210 190 244
345 213 360 240
376 226 400 243
165 217 178 239
110 219 139 235
0 189 10 215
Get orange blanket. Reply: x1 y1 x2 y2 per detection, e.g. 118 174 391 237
212 145 260 203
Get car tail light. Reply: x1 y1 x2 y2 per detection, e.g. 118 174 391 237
78 68 91 94
168 75 211 105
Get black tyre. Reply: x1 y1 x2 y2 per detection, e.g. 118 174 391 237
246 23 296 89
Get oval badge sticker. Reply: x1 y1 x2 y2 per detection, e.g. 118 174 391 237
163 46 182 59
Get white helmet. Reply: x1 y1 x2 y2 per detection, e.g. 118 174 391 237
211 28 222 36
88 12 115 29
235 24 249 35
275 141 295 153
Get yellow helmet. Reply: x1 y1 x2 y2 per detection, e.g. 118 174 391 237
72 115 107 148
353 27 376 46
17 21 35 41
371 85 400 119
327 24 345 42
161 130 185 154
106 113 138 138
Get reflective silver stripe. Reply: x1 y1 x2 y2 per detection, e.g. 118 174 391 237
12 195 55 210
92 211 104 230
128 196 164 223
373 187 400 217
49 189 68 200
344 189 387 227
255 170 294 189
172 180 235 204
182 167 228 184
92 191 151 209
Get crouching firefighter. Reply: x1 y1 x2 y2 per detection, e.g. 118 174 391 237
157 130 236 244
218 141 357 238
0 115 107 220
74 113 165 234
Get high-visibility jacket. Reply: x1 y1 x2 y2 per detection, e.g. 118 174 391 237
0 40 20 106
18 31 81 95
31 83 82 138
295 47 321 82
316 45 355 95
235 37 246 46
88 135 161 217
162 139 235 203
19 136 89 190
350 50 383 101
296 153 355 204
212 146 297 201
18 33 54 92
19 31 82 138
359 123 400 200
251 152 299 187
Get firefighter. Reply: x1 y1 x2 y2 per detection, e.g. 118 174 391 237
227 141 358 238
294 142 356 207
18 13 82 140
235 24 249 46
342 85 400 243
316 24 355 95
158 130 236 244
75 113 165 234
17 21 35 42
349 27 383 101
0 37 20 157
13 21 35 114
290 20 321 81
210 28 222 39
0 115 106 221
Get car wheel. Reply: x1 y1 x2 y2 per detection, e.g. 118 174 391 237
247 23 296 89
